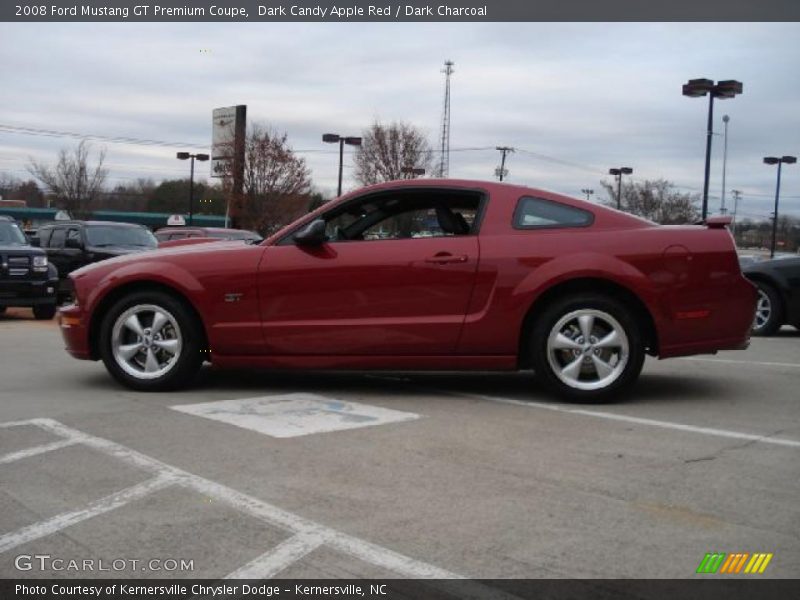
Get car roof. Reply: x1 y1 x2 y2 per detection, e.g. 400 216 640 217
40 220 145 228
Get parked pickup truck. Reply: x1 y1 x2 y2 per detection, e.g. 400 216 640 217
35 220 157 302
0 216 59 319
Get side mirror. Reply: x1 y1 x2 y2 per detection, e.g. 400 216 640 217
293 219 327 246
65 238 83 250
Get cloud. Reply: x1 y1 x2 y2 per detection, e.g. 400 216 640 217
1 21 798 216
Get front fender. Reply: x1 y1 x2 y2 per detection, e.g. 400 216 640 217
84 261 206 315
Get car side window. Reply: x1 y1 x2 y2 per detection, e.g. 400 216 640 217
38 228 52 247
513 196 593 229
67 228 81 245
49 227 67 248
322 191 481 243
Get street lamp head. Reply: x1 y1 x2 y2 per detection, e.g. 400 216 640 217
195 153 210 161
322 133 340 143
682 78 714 97
176 152 190 160
781 156 797 164
609 168 621 176
714 80 743 99
621 167 633 175
763 157 780 165
344 137 362 146
401 166 425 174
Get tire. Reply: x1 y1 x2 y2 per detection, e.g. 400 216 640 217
99 290 204 391
32 304 57 320
751 281 783 337
530 294 645 402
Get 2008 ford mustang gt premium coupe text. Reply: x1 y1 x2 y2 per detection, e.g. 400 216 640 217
58 180 756 401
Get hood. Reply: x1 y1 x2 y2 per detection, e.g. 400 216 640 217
0 243 44 255
72 239 243 278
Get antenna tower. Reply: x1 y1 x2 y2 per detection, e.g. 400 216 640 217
437 60 454 177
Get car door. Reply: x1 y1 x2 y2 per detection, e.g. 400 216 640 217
45 226 69 277
64 227 89 273
258 189 484 356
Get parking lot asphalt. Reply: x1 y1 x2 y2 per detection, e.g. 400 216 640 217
1 307 799 580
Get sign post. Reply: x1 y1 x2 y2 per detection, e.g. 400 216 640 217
212 105 246 228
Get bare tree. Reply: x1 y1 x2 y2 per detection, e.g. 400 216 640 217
219 124 313 235
353 121 433 185
28 140 107 217
601 178 699 225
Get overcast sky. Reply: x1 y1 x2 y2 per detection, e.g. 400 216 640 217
1 22 799 219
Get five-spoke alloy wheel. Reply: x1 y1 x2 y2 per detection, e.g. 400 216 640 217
99 291 203 391
531 294 645 401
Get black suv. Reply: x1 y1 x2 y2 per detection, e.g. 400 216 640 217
0 216 59 319
35 221 158 300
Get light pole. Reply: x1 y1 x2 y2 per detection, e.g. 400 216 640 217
720 115 730 215
581 188 594 202
608 168 632 210
763 155 796 258
401 166 425 179
323 133 362 196
682 78 743 220
176 152 209 226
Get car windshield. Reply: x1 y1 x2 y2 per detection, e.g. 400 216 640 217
86 225 157 248
0 221 29 246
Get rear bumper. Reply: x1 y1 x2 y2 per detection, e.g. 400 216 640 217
658 275 756 358
58 303 93 360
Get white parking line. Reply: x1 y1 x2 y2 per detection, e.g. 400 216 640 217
469 395 800 449
0 439 78 465
679 357 800 368
225 534 324 579
0 418 477 583
0 475 175 554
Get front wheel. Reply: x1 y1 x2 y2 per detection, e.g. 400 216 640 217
33 304 57 320
99 291 203 391
530 294 645 402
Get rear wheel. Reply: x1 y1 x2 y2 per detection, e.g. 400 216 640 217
530 294 645 402
32 304 56 320
751 282 782 336
99 291 203 391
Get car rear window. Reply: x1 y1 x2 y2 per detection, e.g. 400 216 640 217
513 196 593 229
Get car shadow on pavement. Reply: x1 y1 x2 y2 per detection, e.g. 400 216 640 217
190 367 733 407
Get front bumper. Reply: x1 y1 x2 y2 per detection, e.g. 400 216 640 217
0 279 57 307
58 303 93 360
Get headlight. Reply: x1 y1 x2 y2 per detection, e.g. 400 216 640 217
33 255 48 272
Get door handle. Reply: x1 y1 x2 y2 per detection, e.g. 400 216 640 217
425 253 469 264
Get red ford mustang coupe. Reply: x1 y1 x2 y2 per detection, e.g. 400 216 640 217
58 180 756 401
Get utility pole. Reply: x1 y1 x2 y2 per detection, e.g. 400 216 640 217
495 146 514 181
730 189 742 239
